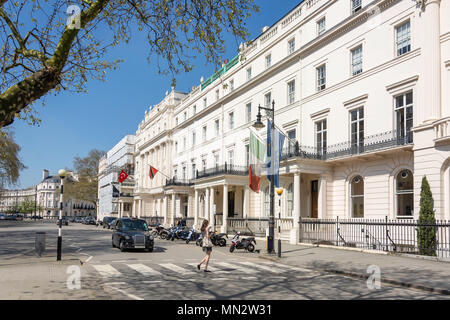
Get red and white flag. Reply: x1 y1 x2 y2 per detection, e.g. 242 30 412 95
118 170 128 184
149 165 158 180
249 130 265 193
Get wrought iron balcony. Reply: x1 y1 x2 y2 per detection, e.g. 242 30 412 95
196 163 249 179
282 130 413 161
165 178 194 187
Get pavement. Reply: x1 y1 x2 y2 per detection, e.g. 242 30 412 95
256 241 450 295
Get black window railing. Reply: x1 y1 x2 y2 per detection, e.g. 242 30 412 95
282 130 413 161
165 178 194 187
196 163 249 179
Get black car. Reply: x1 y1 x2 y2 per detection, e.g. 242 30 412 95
84 216 97 225
102 216 116 229
107 218 118 229
112 218 154 252
56 217 69 226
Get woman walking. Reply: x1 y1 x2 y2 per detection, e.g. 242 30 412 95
197 219 213 272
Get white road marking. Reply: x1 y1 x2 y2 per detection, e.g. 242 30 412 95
104 284 143 300
240 276 257 280
142 280 163 284
127 264 162 276
211 278 230 281
92 264 121 277
159 263 195 275
259 261 315 273
186 263 228 274
237 261 284 273
85 256 93 263
214 262 255 274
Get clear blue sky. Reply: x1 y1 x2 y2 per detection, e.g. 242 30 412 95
11 1 301 189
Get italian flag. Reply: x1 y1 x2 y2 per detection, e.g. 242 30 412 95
249 130 266 193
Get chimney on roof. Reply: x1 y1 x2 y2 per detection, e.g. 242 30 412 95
42 169 49 181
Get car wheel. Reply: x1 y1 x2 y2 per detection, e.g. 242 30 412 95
247 244 255 252
119 241 126 252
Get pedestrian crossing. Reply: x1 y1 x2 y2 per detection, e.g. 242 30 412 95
90 260 314 279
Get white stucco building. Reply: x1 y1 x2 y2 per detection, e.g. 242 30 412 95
128 0 449 240
98 135 136 221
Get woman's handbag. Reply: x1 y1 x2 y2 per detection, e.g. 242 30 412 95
202 236 213 248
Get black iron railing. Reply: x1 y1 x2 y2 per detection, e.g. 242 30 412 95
228 217 269 236
299 217 450 259
196 163 248 179
282 130 413 161
145 216 165 226
165 178 194 187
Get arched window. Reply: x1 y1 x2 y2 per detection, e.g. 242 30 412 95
351 175 364 218
396 169 413 217
287 184 293 217
264 187 270 217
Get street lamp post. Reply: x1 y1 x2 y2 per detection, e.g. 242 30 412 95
253 100 276 254
57 169 67 261
276 188 283 258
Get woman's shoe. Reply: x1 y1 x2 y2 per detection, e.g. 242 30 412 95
204 269 211 273
197 264 201 270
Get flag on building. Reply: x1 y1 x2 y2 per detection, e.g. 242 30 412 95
266 120 285 188
118 170 128 184
149 165 158 180
249 130 265 193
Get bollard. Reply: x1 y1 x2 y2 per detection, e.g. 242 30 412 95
35 232 46 257
277 239 281 258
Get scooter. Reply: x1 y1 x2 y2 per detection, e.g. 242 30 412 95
210 231 228 247
150 223 165 238
229 231 256 253
185 227 200 244
161 226 175 240
195 233 203 246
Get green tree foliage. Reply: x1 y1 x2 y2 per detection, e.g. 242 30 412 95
0 130 26 188
0 0 259 128
417 176 437 256
64 149 105 205
17 198 42 214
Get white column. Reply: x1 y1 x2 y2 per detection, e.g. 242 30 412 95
209 187 214 227
144 152 149 188
243 187 249 219
205 188 210 223
132 200 136 218
418 0 441 124
171 194 176 226
138 199 142 218
118 201 122 218
445 167 450 220
291 172 301 244
222 185 228 234
163 195 168 226
194 189 199 228
318 176 327 219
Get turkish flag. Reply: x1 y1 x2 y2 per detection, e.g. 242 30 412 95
118 170 128 183
149 165 158 180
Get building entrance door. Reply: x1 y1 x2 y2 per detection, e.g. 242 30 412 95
311 180 318 218
228 191 235 217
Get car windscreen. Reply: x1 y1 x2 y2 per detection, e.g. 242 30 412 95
122 220 148 231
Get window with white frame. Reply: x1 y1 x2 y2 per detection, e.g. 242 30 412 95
175 142 178 154
396 169 414 217
288 80 295 104
317 17 326 36
265 54 271 69
351 45 363 75
246 103 252 123
203 97 207 109
351 175 364 218
183 111 187 121
215 119 220 136
193 105 196 115
396 21 411 56
247 67 252 81
202 125 207 141
216 89 220 101
229 112 234 129
230 79 234 92
192 131 196 147
214 152 219 168
245 144 250 167
191 162 196 179
288 38 295 55
316 119 327 154
202 158 207 171
175 117 178 126
350 108 364 152
316 64 326 91
351 0 361 14
183 137 186 150
264 92 272 109
395 91 413 142
182 166 186 180
228 150 234 166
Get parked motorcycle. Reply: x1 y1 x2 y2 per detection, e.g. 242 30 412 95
185 227 200 244
161 226 175 240
210 231 228 247
195 233 203 246
150 223 165 239
229 231 256 253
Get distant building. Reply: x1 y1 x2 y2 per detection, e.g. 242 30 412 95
97 135 135 221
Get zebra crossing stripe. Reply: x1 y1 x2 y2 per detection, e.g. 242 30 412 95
214 262 255 274
127 264 162 276
259 261 314 273
237 261 284 273
186 263 228 274
159 263 195 275
92 264 121 277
